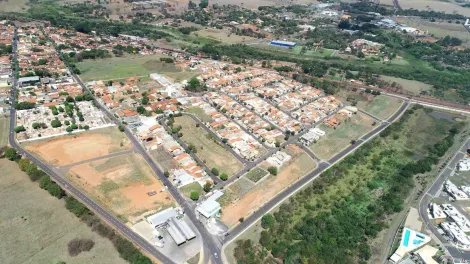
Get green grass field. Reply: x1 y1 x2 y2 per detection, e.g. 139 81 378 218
192 28 258 44
174 116 244 177
357 95 404 120
0 117 9 147
78 54 200 82
245 167 269 183
0 159 126 264
186 107 212 123
310 112 375 160
179 182 203 199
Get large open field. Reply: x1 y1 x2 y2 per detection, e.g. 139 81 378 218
78 54 200 82
381 0 470 16
380 75 433 95
0 117 9 147
357 95 404 120
310 112 375 160
68 153 175 222
254 44 335 59
220 145 316 227
0 0 29 12
192 28 258 44
174 115 244 177
23 127 131 166
0 159 126 264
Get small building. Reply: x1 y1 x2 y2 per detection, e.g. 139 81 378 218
270 40 297 48
18 76 40 86
197 199 221 219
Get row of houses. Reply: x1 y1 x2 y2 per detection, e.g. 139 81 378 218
275 85 322 112
430 203 470 248
0 21 14 87
204 92 284 147
180 97 262 160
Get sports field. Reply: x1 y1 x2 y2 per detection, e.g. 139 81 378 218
357 95 403 120
0 159 126 264
68 153 175 222
0 117 9 147
220 145 316 227
310 112 375 160
78 54 200 82
174 116 244 177
23 127 131 166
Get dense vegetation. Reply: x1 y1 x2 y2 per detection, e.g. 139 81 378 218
234 106 464 263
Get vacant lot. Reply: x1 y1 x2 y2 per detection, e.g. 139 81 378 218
0 159 126 264
179 182 204 199
221 145 316 227
192 28 258 44
210 0 312 9
186 107 212 123
245 167 269 183
0 117 9 147
78 54 200 82
380 75 433 95
68 153 175 221
150 148 179 172
357 95 403 120
23 127 131 166
0 0 29 12
310 112 375 160
174 116 244 177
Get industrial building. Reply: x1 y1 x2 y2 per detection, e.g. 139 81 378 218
145 208 197 246
270 40 297 48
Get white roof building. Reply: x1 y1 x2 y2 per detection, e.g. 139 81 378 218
197 199 221 219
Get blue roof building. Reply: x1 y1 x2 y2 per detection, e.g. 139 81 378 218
270 40 297 48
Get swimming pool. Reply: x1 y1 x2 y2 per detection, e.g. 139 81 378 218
403 229 411 247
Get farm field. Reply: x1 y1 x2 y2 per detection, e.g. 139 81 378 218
381 0 470 16
174 115 244 177
310 112 375 160
78 54 200 82
68 153 175 222
0 0 29 12
210 0 313 9
380 75 433 95
220 145 316 227
357 95 403 120
192 28 258 44
396 17 470 48
23 127 131 166
0 159 126 264
0 117 9 147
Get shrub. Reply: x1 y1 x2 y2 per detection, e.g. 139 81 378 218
51 119 62 128
14 126 26 133
220 173 228 181
190 191 200 201
267 166 278 176
68 238 95 256
211 168 219 176
261 214 275 229
5 147 21 161
118 125 125 132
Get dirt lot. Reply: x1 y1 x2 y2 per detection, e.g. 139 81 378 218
357 95 403 120
220 145 316 227
192 28 258 44
0 159 126 264
310 112 375 160
174 116 244 177
23 127 131 166
0 117 9 147
68 153 175 222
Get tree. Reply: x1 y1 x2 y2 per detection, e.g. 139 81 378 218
338 20 351 29
83 125 90 130
211 168 219 176
51 119 62 128
186 77 206 92
14 126 26 133
199 0 209 8
261 214 275 229
48 182 65 198
65 196 90 217
32 122 41 129
5 148 20 161
164 171 170 177
66 126 73 133
142 96 149 105
39 175 52 190
68 238 95 256
239 217 244 223
190 191 200 201
220 173 228 181
203 181 212 192
357 51 365 58
118 125 125 132
267 166 278 176
275 140 280 148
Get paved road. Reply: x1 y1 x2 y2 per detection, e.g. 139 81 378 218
58 149 135 171
222 101 409 258
418 139 470 261
8 28 178 264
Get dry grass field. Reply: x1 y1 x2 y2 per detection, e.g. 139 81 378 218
310 112 375 160
174 116 244 177
23 127 131 166
192 28 258 45
357 95 403 120
68 153 175 222
0 159 126 264
0 0 29 12
380 75 433 95
220 145 316 227
0 117 9 147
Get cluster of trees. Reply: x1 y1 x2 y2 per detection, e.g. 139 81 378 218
0 43 12 56
112 44 141 56
75 49 110 61
68 238 95 257
159 57 174 63
234 106 460 264
15 102 36 110
178 26 199 35
185 77 206 92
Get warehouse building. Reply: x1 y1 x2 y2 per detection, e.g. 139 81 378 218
270 40 297 48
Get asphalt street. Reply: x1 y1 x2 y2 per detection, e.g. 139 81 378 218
418 139 470 261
